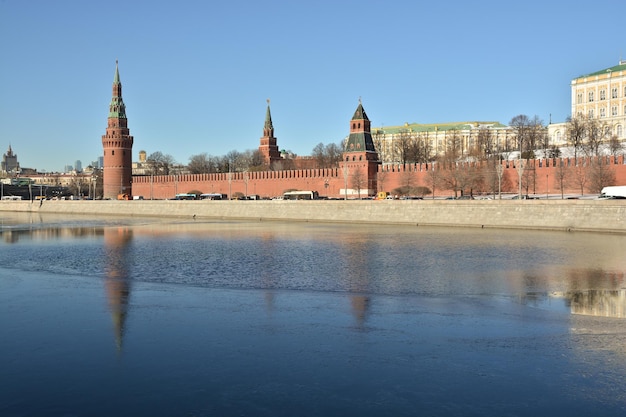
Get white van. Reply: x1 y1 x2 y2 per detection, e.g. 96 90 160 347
598 186 626 199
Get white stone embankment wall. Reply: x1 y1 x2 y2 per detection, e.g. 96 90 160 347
2 199 626 234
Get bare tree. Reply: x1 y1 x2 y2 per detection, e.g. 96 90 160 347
509 115 530 156
570 163 589 196
350 169 366 199
377 170 387 194
400 170 415 195
584 118 606 157
444 130 462 161
526 116 545 158
553 161 569 199
146 151 176 175
311 142 342 168
324 143 343 168
311 143 326 167
565 115 586 159
394 129 412 165
425 162 440 199
188 153 213 174
475 127 494 160
588 157 616 193
608 135 624 157
373 130 386 163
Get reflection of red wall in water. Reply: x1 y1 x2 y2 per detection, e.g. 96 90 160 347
104 227 133 352
133 156 626 199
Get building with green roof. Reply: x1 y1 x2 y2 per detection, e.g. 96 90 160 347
548 60 626 150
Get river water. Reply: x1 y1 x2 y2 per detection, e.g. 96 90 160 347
1 212 626 416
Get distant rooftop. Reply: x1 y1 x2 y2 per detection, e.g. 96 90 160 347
371 121 508 135
575 60 626 79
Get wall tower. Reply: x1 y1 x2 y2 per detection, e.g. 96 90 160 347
102 61 134 199
258 99 281 166
340 100 380 197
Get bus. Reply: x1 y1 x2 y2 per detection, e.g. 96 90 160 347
199 193 226 200
174 193 197 200
283 190 319 200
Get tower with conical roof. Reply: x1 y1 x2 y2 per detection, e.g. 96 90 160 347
258 99 281 166
1 144 19 173
101 61 134 199
340 100 380 197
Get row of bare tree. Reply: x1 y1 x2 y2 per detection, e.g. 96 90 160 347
374 158 617 198
144 141 344 176
372 114 624 167
565 114 623 159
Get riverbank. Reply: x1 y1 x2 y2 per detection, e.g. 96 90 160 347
2 199 626 234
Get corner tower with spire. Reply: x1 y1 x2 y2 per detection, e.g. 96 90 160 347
101 61 134 199
258 99 281 167
340 100 380 197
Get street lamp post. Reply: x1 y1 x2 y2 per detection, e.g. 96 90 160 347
496 163 503 200
343 165 349 200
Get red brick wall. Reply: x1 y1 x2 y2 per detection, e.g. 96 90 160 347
378 156 626 197
133 168 345 199
132 156 626 199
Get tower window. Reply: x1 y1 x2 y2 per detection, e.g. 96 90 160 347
112 150 115 156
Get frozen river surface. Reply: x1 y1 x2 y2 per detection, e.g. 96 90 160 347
1 212 626 416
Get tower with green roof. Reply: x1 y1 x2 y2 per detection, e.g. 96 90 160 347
258 99 281 166
101 61 134 199
340 101 380 197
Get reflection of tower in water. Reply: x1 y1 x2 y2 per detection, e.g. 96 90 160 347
103 227 133 352
340 234 373 328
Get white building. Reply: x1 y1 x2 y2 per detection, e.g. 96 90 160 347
549 60 626 149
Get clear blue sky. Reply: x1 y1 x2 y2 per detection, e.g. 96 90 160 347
1 0 625 172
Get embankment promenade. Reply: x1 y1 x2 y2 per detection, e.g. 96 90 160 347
2 199 626 234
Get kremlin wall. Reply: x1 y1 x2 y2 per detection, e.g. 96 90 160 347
99 62 626 201
132 156 626 200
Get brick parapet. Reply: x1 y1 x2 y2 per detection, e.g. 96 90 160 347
131 156 626 200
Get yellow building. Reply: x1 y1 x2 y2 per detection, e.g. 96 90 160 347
550 60 626 147
572 60 626 125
